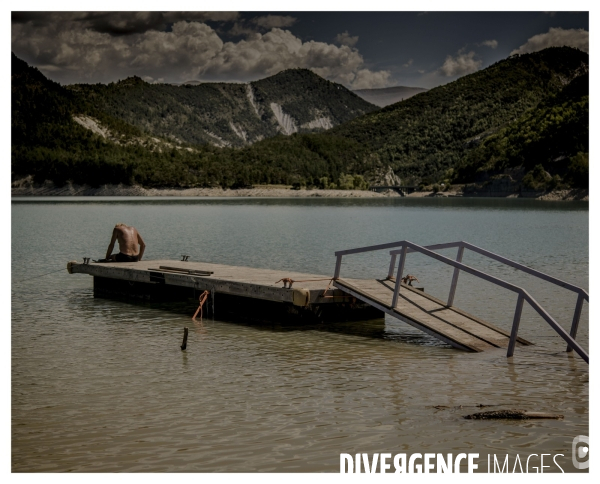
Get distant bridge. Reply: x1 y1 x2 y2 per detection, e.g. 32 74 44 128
369 186 417 197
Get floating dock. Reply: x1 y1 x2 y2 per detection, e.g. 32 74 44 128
68 259 382 323
70 258 529 351
67 258 530 352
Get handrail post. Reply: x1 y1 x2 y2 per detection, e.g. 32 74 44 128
447 245 464 307
507 293 525 357
334 254 343 280
391 246 407 308
567 292 585 352
387 253 398 279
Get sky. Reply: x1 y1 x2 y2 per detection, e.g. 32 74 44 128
10 9 590 90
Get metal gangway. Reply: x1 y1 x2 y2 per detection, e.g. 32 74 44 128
332 240 588 363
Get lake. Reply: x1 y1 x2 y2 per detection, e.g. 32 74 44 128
11 197 589 472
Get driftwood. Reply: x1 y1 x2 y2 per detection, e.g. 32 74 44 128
463 409 563 420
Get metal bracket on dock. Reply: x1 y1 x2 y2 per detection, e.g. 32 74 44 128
181 255 190 262
83 257 91 265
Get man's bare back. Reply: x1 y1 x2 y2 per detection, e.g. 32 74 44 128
106 224 146 262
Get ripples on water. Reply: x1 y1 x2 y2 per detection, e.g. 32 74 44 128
12 197 588 472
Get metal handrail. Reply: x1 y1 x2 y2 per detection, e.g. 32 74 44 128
392 241 588 353
397 241 589 300
333 240 588 363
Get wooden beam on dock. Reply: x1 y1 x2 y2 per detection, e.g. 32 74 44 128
70 259 352 305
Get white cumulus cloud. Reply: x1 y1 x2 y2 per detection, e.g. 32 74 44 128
12 19 392 89
349 69 391 89
510 27 589 55
481 39 498 49
252 15 297 29
335 31 359 47
439 51 482 77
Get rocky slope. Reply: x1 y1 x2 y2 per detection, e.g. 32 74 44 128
69 69 378 148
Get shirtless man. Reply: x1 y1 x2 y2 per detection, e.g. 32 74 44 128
105 223 146 262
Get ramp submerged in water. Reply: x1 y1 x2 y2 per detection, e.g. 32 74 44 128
333 240 588 362
335 277 531 352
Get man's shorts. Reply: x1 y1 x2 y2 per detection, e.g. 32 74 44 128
115 252 139 262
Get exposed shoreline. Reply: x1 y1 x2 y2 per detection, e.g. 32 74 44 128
11 183 588 201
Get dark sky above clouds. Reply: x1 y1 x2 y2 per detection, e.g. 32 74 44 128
11 11 589 89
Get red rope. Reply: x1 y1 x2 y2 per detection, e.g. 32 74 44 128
192 290 210 320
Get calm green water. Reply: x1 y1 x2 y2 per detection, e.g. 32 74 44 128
11 197 589 472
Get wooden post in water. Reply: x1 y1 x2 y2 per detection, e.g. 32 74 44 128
181 327 189 351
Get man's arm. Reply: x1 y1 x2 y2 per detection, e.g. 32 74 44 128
137 231 146 261
105 228 118 259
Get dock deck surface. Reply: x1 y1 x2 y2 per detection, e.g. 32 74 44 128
71 259 349 305
335 277 532 352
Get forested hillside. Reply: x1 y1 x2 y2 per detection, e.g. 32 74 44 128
455 73 588 189
11 54 369 188
199 47 589 189
328 47 588 185
12 53 209 187
68 69 377 148
11 47 588 191
12 53 147 186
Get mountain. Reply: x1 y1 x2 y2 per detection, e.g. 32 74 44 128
68 69 378 148
198 47 588 189
11 48 589 191
455 72 589 189
327 47 588 185
11 53 143 145
12 54 373 189
11 52 206 187
353 86 428 107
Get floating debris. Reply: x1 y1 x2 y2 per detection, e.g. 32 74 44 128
464 409 563 420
